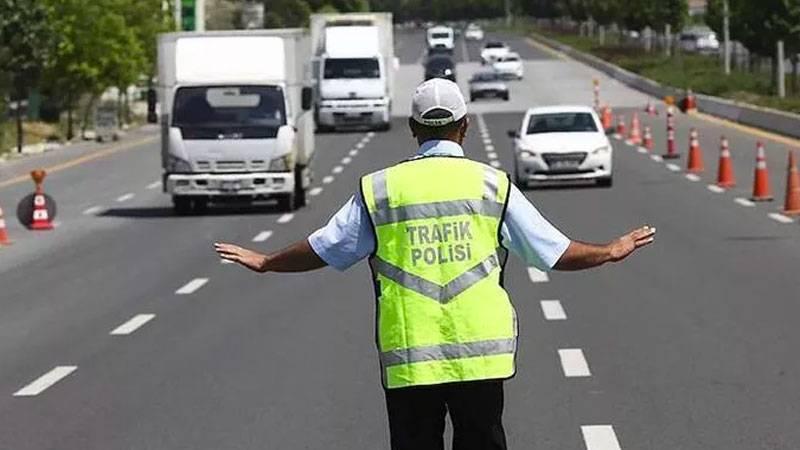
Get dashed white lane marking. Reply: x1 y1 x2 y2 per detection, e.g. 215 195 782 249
252 230 273 242
14 366 77 397
110 314 156 335
175 278 208 295
487 152 498 160
367 132 375 138
356 141 365 150
558 348 591 377
82 205 104 215
332 166 343 174
707 185 725 193
482 138 492 145
581 425 622 450
146 181 162 190
342 157 352 165
310 187 324 196
220 259 234 264
637 147 648 154
349 149 358 156
485 144 495 152
624 140 634 146
527 267 549 283
685 174 701 182
735 197 756 207
540 300 567 320
768 212 794 224
612 133 621 140
277 213 294 224
489 160 502 168
650 154 664 162
666 163 681 172
322 176 334 184
116 193 135 202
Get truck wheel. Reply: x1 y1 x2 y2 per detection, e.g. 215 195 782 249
192 197 209 214
173 196 192 215
294 167 307 208
377 121 391 132
277 193 296 212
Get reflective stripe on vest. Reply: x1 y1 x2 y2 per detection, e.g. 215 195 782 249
361 156 517 389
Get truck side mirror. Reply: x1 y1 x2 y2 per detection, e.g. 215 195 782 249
301 87 313 111
147 88 157 124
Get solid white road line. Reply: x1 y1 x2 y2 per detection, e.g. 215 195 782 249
685 174 701 182
527 267 550 283
146 181 162 190
277 213 294 224
175 278 208 295
342 156 352 165
540 300 567 321
707 185 725 193
14 366 77 397
485 144 495 152
110 314 155 335
332 166 343 174
349 149 358 156
487 152 498 160
666 163 681 172
581 425 622 450
650 154 663 162
768 213 794 224
489 160 502 168
323 176 335 184
82 205 104 215
734 197 756 207
253 231 273 242
310 187 324 196
558 348 591 377
637 147 648 154
116 193 135 202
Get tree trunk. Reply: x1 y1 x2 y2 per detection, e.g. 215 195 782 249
81 94 98 138
16 97 23 153
66 92 74 141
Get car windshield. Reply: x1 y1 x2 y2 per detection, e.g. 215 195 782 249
485 42 505 49
432 32 450 39
526 113 598 134
324 58 380 79
472 72 498 82
498 56 519 62
173 85 286 137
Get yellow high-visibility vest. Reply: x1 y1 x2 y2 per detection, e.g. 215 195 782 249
360 156 517 389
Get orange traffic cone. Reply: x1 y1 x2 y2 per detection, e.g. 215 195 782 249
642 126 653 151
0 206 10 245
686 128 704 173
644 101 657 116
663 127 679 159
751 142 773 202
628 113 642 145
29 169 54 230
615 116 626 137
782 151 800 215
683 88 697 113
601 106 613 131
716 136 736 188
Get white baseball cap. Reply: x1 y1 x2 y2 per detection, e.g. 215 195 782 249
411 78 467 127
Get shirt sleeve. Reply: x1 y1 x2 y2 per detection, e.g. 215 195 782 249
500 184 571 271
307 194 375 271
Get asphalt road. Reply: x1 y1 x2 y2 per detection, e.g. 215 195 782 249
1 28 800 450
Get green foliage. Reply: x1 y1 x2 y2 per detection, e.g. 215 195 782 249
263 0 313 27
707 0 800 57
0 0 54 95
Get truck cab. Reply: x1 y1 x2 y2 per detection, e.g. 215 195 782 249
427 26 455 52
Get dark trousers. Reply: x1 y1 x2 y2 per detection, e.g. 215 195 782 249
384 380 508 450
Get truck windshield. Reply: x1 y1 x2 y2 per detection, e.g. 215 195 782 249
172 85 286 139
527 113 598 134
432 33 450 39
324 58 380 79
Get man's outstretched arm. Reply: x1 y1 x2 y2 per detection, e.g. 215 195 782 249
214 240 327 273
553 225 656 271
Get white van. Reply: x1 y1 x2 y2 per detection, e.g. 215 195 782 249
427 26 454 52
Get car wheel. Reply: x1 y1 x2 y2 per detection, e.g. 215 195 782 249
294 167 307 209
277 193 296 212
502 93 510 101
597 176 613 188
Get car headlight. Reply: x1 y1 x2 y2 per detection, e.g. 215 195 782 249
269 154 294 172
518 147 537 158
167 155 192 172
592 145 611 155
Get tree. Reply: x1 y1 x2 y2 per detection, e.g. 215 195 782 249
0 0 54 152
263 0 312 27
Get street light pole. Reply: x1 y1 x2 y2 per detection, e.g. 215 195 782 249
723 0 731 75
504 0 511 28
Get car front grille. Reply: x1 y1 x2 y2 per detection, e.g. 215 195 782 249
542 152 588 172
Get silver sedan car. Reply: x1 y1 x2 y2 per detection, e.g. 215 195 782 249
468 71 509 102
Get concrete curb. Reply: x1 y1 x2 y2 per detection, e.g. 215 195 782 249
531 32 800 140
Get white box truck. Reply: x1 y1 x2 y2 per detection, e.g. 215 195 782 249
157 29 315 213
310 13 396 131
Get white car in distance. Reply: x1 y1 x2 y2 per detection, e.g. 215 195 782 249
464 24 484 41
480 41 510 64
427 26 455 52
509 106 613 187
491 52 523 80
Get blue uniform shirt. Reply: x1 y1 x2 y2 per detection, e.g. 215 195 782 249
308 140 571 271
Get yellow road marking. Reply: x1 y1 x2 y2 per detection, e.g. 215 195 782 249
0 136 157 190
688 111 800 148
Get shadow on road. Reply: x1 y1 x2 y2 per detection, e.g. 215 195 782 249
100 205 284 219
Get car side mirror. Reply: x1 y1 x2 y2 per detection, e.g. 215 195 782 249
301 87 313 111
507 130 518 139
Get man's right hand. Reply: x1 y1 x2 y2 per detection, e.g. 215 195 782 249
214 243 268 272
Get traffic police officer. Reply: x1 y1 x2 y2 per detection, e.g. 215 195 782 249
215 78 656 450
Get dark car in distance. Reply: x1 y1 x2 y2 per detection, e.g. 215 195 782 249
424 55 456 82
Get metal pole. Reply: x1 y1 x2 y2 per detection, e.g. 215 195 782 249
195 0 205 31
665 24 671 57
174 0 181 31
777 40 786 98
504 0 511 28
723 0 731 75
